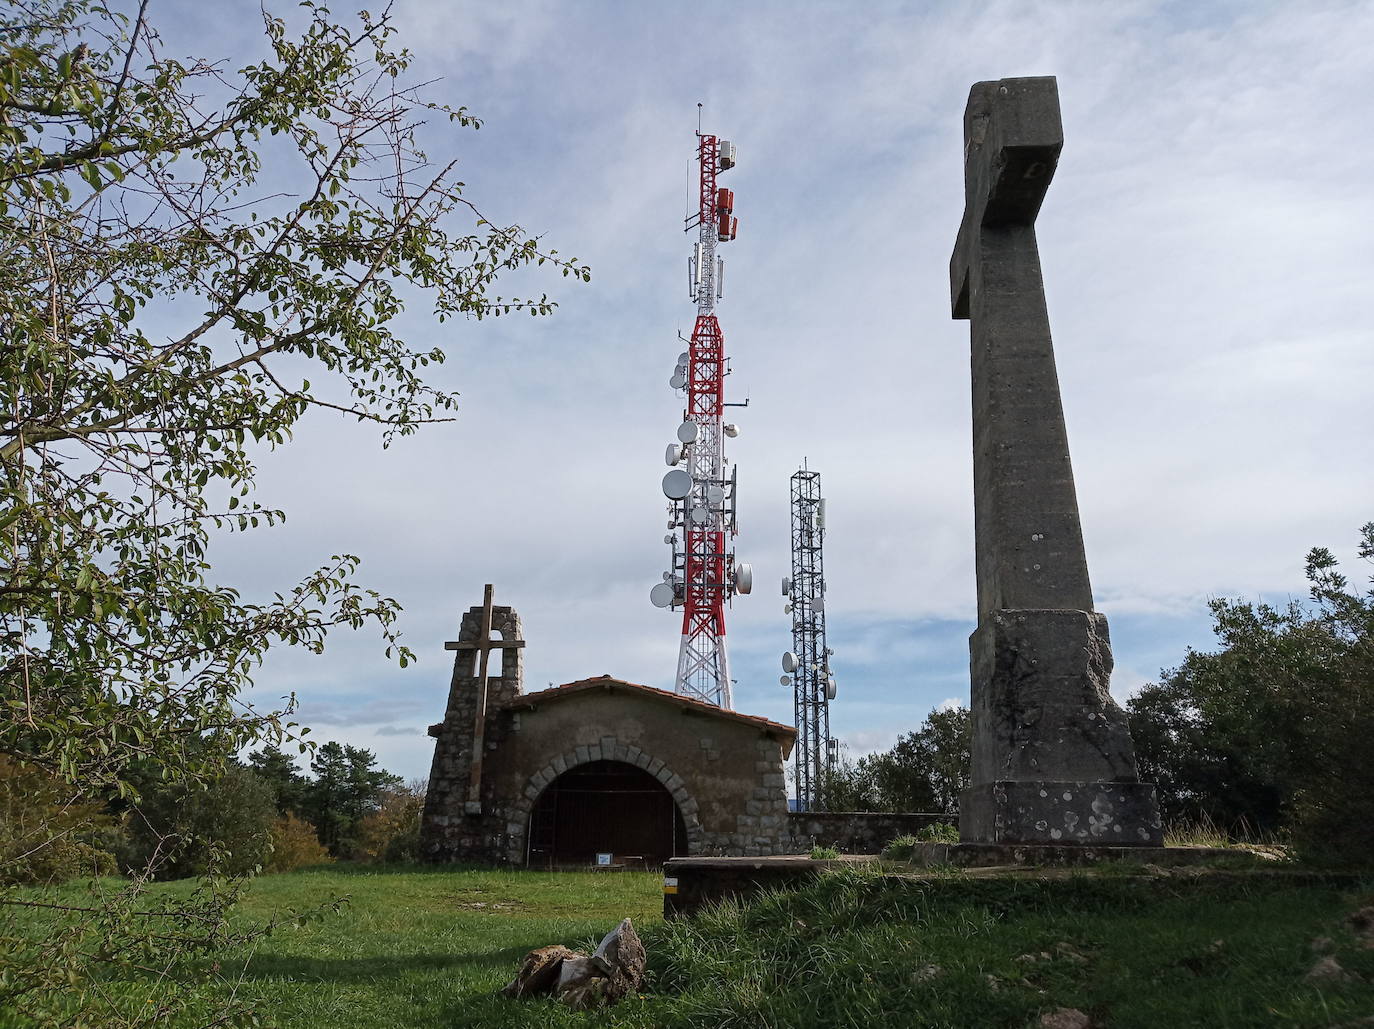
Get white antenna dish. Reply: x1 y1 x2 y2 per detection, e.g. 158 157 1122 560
784 603 792 614
781 651 798 673
665 443 682 466
664 534 674 545
706 484 726 507
779 675 791 687
781 576 791 596
676 420 698 444
669 372 686 390
825 678 837 701
662 571 673 581
662 469 692 499
723 423 739 438
690 505 710 525
734 562 752 594
650 582 675 608
678 351 689 365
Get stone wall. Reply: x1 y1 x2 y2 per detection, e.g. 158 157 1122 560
784 811 952 854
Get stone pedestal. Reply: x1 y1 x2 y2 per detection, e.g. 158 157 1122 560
960 780 1162 846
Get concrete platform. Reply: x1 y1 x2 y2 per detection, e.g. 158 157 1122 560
661 845 1267 917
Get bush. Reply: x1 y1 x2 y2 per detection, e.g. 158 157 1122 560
0 756 116 884
355 782 426 864
916 822 959 843
809 845 840 860
266 813 334 873
123 763 277 879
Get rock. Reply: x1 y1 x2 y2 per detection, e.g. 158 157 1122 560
1054 942 1089 965
910 963 943 983
1142 863 1171 877
1310 936 1334 953
591 917 646 991
1039 1008 1093 1029
1305 955 1353 984
501 944 582 998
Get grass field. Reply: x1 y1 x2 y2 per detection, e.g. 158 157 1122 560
8 865 1374 1027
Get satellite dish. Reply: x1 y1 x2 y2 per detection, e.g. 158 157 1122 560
723 423 739 438
779 675 791 687
662 571 673 581
665 443 681 466
676 420 698 443
690 505 710 525
662 469 692 499
781 576 791 596
782 651 798 673
735 562 753 594
706 484 726 507
825 678 837 701
677 351 689 365
813 596 825 613
669 372 686 390
650 582 675 608
663 534 674 545
784 603 793 614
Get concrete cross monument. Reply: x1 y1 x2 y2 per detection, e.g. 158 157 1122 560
443 583 526 814
950 76 1162 847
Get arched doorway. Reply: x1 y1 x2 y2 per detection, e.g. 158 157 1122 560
526 760 688 868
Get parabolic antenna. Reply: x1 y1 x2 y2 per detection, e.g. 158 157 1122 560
650 582 675 609
665 443 681 466
735 562 753 594
663 534 674 545
825 678 837 701
782 651 798 673
690 505 710 525
677 351 689 366
662 469 692 499
676 420 698 443
706 484 726 507
784 603 792 614
723 423 739 438
669 372 686 390
779 675 791 687
662 571 673 581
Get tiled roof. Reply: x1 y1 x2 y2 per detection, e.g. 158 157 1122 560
507 674 798 740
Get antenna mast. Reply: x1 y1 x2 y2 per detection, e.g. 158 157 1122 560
650 123 750 708
782 467 836 811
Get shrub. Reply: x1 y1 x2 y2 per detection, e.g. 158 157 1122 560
266 813 334 873
915 822 959 843
123 763 277 879
810 845 840 860
0 756 117 885
355 782 426 864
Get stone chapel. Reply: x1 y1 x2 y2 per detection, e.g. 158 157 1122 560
419 587 797 867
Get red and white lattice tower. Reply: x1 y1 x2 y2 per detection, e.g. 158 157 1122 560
649 128 752 709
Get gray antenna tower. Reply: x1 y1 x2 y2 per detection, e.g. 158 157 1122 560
782 466 837 811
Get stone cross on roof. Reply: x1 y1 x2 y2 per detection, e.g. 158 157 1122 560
444 583 525 813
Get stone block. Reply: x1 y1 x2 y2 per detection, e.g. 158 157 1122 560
552 754 568 774
736 815 759 829
960 780 1163 846
763 774 785 789
969 609 1139 784
746 800 765 816
575 745 591 764
601 735 618 752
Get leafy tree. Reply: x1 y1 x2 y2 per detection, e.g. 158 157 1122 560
265 811 332 873
1128 522 1374 860
0 0 584 1022
122 761 277 879
355 779 426 864
816 706 971 813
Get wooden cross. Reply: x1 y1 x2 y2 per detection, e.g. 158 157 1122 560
444 583 525 814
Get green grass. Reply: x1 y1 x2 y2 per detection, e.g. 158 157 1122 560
8 865 1374 1027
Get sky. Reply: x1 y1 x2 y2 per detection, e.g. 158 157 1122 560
155 0 1373 782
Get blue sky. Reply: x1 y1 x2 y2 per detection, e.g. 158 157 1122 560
158 0 1373 781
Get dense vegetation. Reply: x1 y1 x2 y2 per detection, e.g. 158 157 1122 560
819 705 970 814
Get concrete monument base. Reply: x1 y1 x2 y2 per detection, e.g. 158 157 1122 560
960 780 1164 847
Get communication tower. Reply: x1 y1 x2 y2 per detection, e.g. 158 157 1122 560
780 466 837 811
649 119 751 708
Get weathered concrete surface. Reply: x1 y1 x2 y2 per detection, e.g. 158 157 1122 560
949 76 1161 847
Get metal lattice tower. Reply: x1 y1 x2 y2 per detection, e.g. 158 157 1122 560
783 467 836 811
649 125 750 709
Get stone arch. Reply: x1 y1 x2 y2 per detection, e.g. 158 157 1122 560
505 738 703 864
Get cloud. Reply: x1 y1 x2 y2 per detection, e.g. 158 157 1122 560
150 1 1374 782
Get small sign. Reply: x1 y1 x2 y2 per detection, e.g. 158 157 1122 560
596 853 613 866
663 876 679 895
